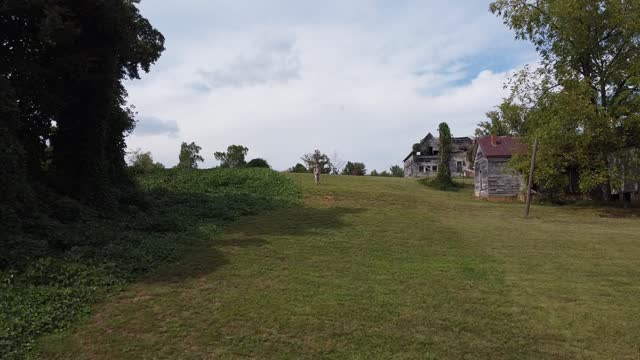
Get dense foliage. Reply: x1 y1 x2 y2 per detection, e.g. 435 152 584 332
247 158 271 168
489 0 640 200
177 142 204 169
342 162 367 176
288 163 308 173
389 165 405 177
0 0 164 266
128 149 165 174
0 168 302 359
214 145 249 168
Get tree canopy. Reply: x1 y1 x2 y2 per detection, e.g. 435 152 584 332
389 165 405 177
342 162 367 176
288 163 308 173
246 158 270 168
490 0 640 199
177 142 204 169
1 0 164 265
214 145 249 168
128 149 165 174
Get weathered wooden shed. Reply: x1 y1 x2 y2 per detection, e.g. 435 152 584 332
474 135 526 198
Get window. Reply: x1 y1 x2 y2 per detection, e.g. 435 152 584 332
419 166 425 172
432 166 438 172
456 161 463 173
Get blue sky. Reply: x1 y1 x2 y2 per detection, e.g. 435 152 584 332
126 0 537 171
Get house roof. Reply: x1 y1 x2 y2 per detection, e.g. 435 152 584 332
403 133 475 162
476 136 526 158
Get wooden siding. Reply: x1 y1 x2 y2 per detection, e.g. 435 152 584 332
474 148 523 198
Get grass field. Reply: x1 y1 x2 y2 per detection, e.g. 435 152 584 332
35 174 640 359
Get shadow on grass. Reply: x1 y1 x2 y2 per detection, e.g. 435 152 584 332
137 192 364 284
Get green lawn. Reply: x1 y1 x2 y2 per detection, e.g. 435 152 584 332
36 174 640 359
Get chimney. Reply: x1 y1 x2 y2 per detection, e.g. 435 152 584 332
491 134 497 146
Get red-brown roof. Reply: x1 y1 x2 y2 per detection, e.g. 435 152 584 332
477 136 527 158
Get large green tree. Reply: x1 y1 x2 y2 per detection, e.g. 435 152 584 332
475 100 528 137
342 162 367 176
490 0 640 199
128 149 165 173
214 145 249 168
177 142 204 169
389 165 405 177
1 0 164 263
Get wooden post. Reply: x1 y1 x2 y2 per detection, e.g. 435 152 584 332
524 138 539 217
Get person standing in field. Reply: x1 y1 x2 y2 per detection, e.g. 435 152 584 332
313 164 321 185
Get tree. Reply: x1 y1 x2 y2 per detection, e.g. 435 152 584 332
490 0 640 199
1 1 164 263
435 122 454 186
301 150 332 174
329 150 346 175
214 145 249 168
246 158 270 168
177 142 204 169
342 162 367 176
128 149 165 173
475 100 527 137
370 170 379 176
288 163 308 173
389 165 404 177
379 170 391 177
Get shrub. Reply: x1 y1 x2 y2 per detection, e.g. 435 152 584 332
246 158 270 168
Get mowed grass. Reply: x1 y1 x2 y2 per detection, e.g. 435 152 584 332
36 174 640 359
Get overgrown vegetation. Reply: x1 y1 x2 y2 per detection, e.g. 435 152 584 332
1 1 164 265
483 0 640 200
422 122 457 191
0 169 302 360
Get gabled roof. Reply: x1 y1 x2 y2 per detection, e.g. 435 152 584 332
476 136 526 158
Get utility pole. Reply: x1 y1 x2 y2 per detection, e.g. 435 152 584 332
524 138 539 217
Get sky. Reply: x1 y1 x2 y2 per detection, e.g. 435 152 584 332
125 0 538 171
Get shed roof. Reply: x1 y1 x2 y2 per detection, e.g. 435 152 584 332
477 136 526 158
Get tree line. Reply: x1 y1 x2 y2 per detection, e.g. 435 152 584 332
129 143 270 173
289 150 404 177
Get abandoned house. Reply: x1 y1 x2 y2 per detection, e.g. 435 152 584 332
403 133 474 178
474 135 526 198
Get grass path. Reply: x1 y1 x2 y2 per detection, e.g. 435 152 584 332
37 174 640 359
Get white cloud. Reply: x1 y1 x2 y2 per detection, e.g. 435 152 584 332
125 1 536 171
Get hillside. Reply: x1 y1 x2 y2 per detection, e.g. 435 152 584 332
33 174 640 359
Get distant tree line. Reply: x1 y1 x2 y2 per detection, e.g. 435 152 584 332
129 142 271 173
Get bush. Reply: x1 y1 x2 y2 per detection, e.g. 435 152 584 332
246 158 270 168
288 163 308 173
419 177 460 191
